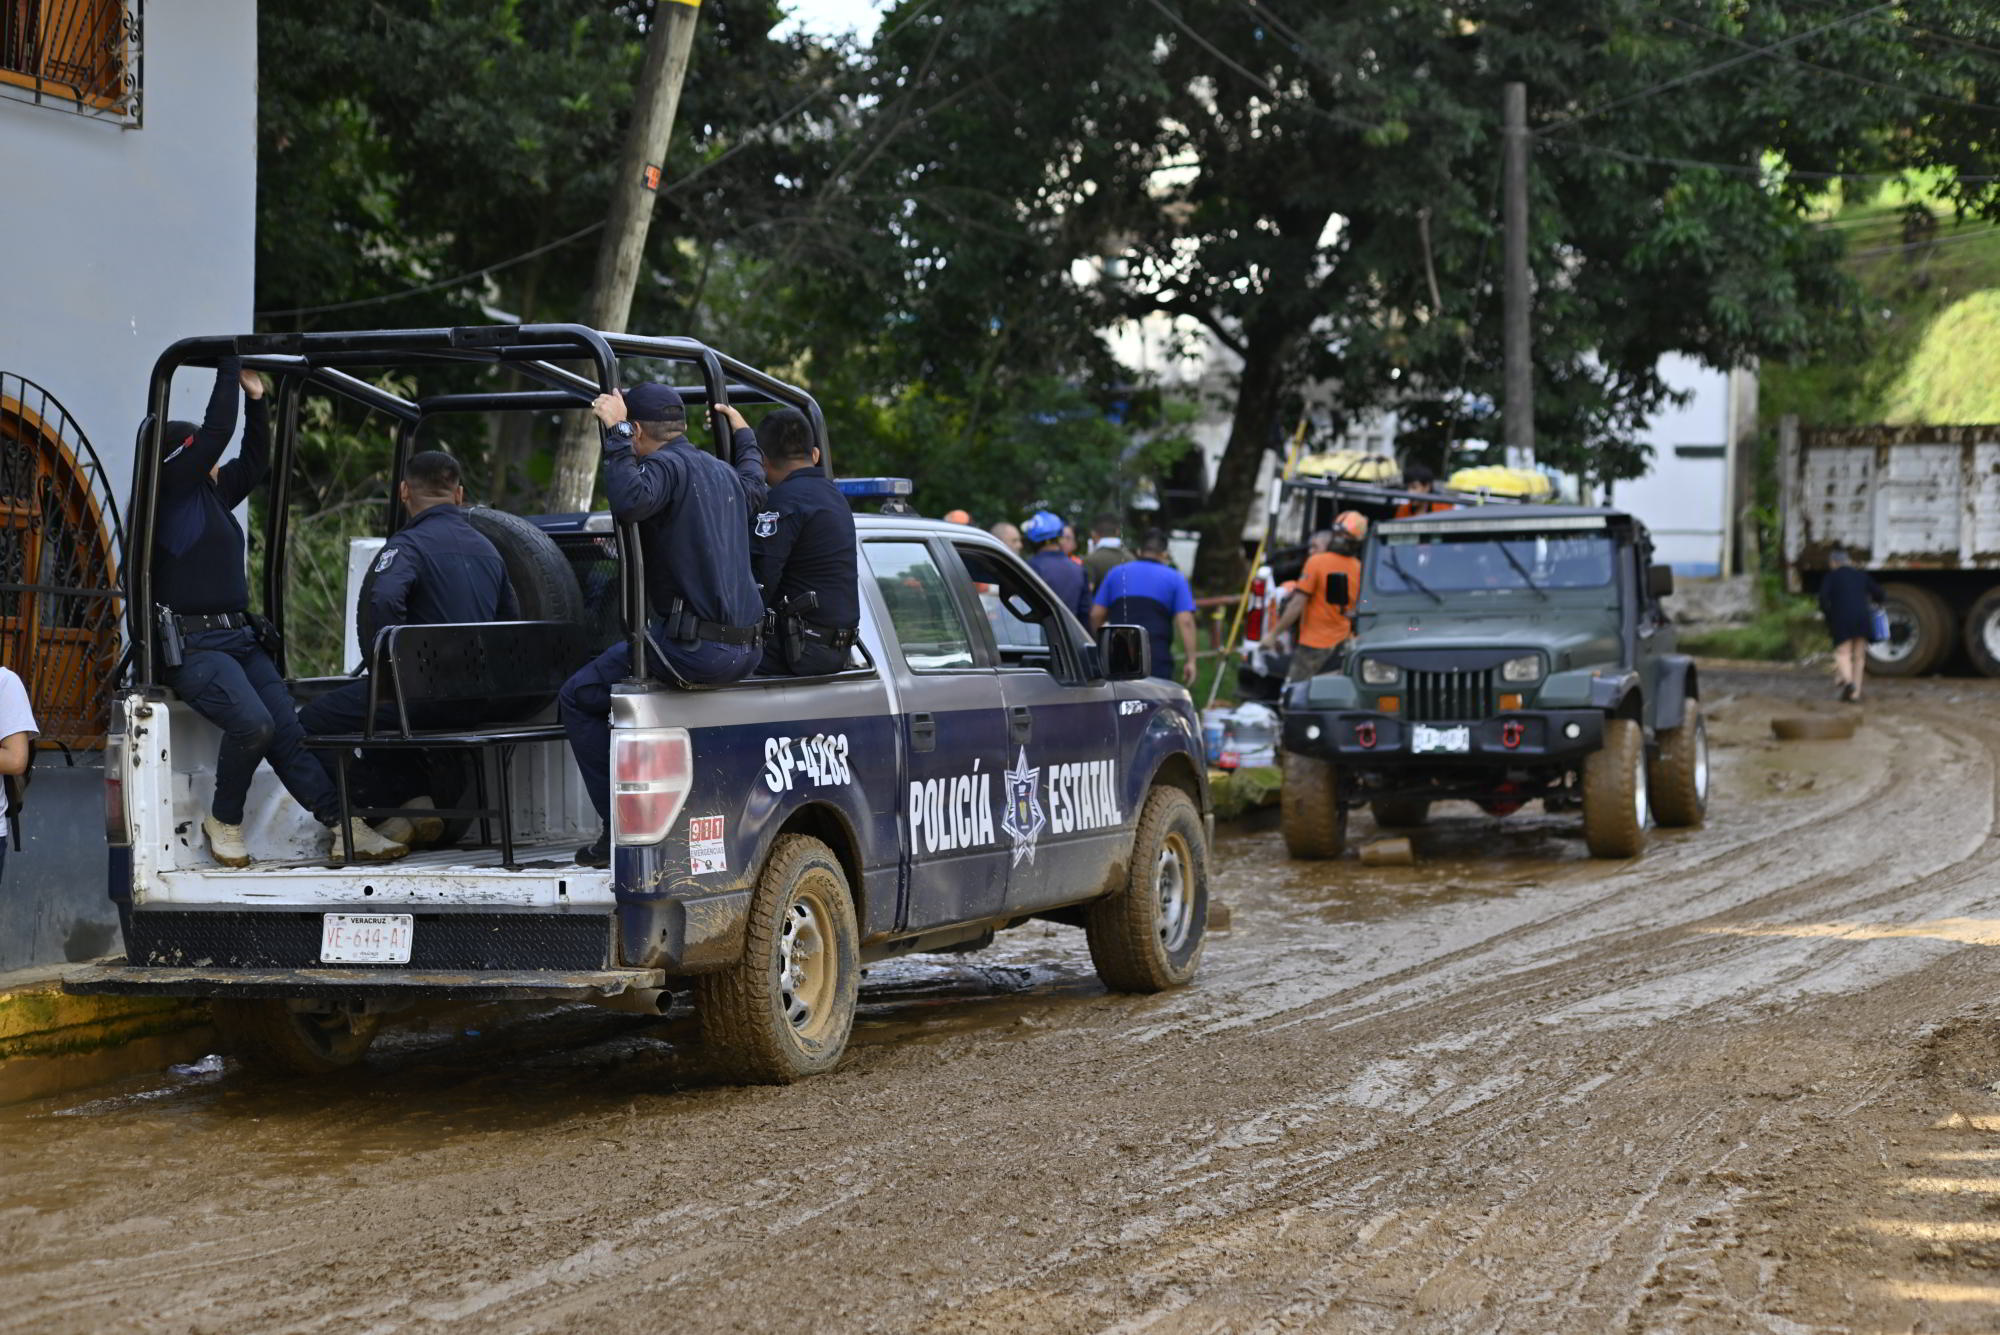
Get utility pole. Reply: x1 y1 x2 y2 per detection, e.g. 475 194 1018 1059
547 0 703 513
1502 81 1534 467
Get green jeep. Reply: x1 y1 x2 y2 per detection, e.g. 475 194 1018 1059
1277 505 1707 860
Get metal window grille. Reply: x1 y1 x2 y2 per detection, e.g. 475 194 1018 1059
1 373 125 750
0 0 141 126
1404 669 1496 723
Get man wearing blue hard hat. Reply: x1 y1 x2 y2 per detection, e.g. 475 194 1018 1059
559 382 769 867
1023 509 1090 622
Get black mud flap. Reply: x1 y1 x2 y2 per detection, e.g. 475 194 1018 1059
63 963 666 1003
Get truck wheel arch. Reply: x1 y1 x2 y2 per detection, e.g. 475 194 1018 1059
768 801 867 928
1145 750 1207 814
1651 656 1699 732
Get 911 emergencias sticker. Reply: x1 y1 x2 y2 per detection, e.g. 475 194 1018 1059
689 815 727 874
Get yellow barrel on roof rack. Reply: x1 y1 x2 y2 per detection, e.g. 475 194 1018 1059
1295 450 1398 481
1445 465 1554 499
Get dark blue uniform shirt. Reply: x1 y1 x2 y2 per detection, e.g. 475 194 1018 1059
605 426 767 632
152 357 265 616
1029 548 1091 623
364 504 518 649
751 465 859 629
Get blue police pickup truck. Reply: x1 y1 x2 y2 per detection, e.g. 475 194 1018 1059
69 325 1212 1083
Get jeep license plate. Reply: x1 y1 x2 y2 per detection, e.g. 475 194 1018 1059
1411 724 1471 754
320 913 413 964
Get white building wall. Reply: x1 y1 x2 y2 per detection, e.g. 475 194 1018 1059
1608 355 1736 575
0 0 258 487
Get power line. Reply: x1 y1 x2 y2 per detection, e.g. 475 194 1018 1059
1657 13 2000 118
1540 136 2000 184
1845 226 2000 258
1142 0 1378 132
1539 0 1900 134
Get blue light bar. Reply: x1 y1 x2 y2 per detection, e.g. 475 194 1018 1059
836 477 915 498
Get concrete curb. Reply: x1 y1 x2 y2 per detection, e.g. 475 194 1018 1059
0 965 213 1105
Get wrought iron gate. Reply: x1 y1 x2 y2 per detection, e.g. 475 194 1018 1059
1 374 124 751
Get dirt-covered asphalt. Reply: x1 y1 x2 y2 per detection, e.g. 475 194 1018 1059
12 665 2000 1333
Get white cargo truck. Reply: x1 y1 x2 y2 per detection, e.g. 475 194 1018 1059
1780 417 2000 677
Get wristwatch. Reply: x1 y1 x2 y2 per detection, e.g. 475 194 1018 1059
606 422 635 443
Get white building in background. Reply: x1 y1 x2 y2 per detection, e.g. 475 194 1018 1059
1106 311 1752 572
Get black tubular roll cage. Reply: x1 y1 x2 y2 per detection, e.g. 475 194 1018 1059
126 323 829 689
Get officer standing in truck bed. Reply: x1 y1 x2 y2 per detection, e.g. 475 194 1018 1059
747 407 858 676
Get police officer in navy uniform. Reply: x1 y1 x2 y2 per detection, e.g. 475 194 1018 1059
150 359 406 867
1023 509 1091 622
749 407 858 676
299 450 518 844
560 384 767 866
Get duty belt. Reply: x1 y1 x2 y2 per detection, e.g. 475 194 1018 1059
661 605 762 646
175 611 250 633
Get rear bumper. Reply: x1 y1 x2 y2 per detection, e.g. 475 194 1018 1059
120 906 615 971
64 963 665 1003
1282 708 1605 766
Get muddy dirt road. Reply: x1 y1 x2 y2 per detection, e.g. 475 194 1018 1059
12 665 2000 1333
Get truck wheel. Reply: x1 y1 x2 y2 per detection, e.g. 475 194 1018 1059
212 1000 382 1076
1963 588 2000 678
1868 582 1953 677
1648 698 1708 827
1281 752 1347 859
1369 797 1430 828
695 834 859 1084
1581 718 1649 858
1086 785 1208 992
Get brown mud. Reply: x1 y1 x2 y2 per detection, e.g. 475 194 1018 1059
8 665 2000 1332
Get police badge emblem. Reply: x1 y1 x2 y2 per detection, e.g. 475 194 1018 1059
754 510 780 538
1000 747 1046 865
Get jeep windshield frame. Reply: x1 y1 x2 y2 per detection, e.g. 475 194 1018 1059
126 324 826 690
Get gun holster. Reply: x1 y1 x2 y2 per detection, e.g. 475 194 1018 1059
248 612 284 660
154 605 186 670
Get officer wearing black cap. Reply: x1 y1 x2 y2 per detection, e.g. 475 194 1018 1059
150 359 405 867
559 383 768 865
750 407 859 676
299 449 518 842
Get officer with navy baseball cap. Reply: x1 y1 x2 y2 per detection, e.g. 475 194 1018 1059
1023 508 1090 622
558 381 769 866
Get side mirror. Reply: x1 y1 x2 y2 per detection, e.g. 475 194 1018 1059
1647 563 1675 598
1099 624 1150 681
1324 572 1350 606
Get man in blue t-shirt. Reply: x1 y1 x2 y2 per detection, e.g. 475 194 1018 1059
1090 529 1198 685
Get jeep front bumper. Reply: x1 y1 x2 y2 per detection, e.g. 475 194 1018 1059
1282 709 1606 766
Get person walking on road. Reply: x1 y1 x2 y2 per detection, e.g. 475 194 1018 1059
1091 529 1198 685
1819 548 1884 703
0 663 37 885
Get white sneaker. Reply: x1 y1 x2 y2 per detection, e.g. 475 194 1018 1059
332 817 408 864
203 815 252 868
377 795 445 847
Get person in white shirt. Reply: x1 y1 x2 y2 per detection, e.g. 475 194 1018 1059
0 666 39 884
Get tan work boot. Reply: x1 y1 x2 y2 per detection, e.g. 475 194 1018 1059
377 795 445 847
331 817 408 864
203 815 252 868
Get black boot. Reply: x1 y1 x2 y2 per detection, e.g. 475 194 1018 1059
575 830 609 868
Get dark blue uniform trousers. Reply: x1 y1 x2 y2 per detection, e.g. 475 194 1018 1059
167 627 338 827
298 678 470 809
559 626 758 823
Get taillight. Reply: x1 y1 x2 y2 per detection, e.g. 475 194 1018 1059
1245 573 1268 642
104 733 131 846
612 726 693 846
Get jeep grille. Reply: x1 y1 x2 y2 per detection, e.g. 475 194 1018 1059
1405 669 1496 722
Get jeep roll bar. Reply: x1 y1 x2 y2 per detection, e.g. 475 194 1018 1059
127 324 829 691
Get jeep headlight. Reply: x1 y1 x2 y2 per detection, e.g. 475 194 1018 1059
1360 658 1400 686
1500 654 1543 683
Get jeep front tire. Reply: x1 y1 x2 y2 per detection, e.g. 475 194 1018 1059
1281 751 1347 859
1582 718 1649 858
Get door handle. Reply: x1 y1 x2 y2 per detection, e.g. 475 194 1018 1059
911 712 937 752
1009 706 1033 745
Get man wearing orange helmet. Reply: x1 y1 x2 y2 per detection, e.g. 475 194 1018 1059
1262 511 1366 685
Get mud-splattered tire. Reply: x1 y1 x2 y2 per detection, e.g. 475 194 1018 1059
1281 752 1347 859
1648 698 1708 828
1963 587 2000 679
1369 797 1431 829
1582 717 1649 859
1868 581 1953 677
212 1000 381 1076
695 834 859 1084
1086 785 1208 993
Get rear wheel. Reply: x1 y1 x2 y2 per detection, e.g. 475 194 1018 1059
1648 698 1709 827
1963 587 2000 678
695 834 859 1084
1281 751 1347 859
1369 797 1431 828
1581 718 1649 859
1868 582 1953 677
1086 785 1208 992
212 1000 381 1075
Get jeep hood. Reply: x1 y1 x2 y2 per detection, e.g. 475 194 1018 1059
1353 614 1621 671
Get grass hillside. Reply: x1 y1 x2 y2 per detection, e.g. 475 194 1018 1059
1762 182 2000 426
